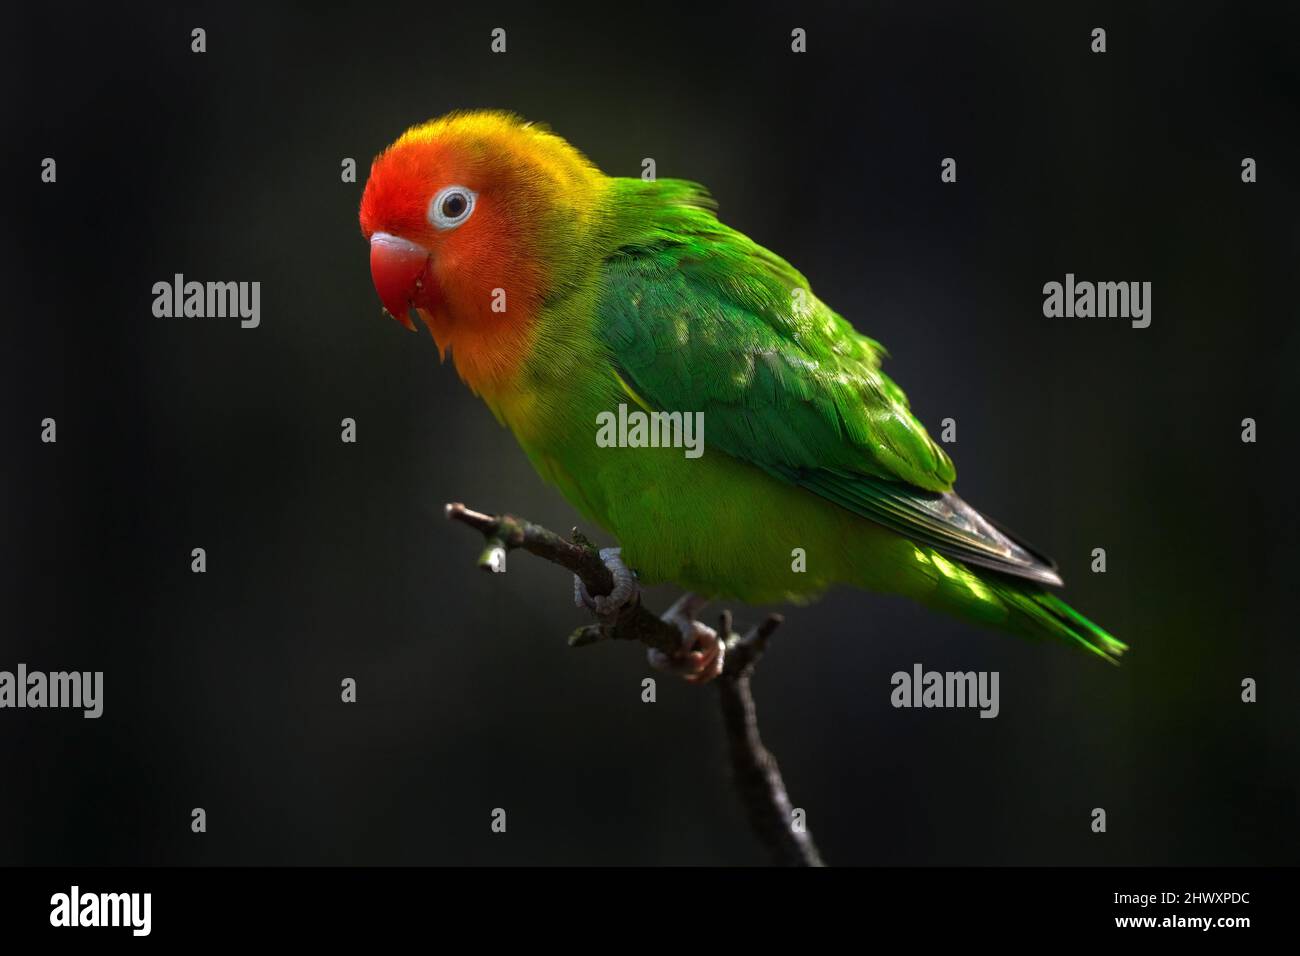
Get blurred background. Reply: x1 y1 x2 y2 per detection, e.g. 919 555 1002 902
1 0 1297 865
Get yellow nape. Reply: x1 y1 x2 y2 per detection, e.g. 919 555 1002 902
393 110 606 196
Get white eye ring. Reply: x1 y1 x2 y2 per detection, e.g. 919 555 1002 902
428 185 477 230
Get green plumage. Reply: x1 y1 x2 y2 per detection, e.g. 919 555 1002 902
515 177 1125 663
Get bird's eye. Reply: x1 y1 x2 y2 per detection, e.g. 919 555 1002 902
429 185 476 230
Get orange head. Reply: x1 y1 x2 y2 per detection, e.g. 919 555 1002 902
360 111 607 391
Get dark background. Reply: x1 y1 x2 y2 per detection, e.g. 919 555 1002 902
2 1 1296 865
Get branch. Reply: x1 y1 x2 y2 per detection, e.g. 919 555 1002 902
445 501 825 867
716 611 825 866
444 502 681 655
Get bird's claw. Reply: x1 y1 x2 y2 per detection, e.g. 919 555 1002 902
648 593 725 684
574 547 637 619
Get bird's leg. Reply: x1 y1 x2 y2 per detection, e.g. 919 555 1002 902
573 547 638 619
648 592 725 684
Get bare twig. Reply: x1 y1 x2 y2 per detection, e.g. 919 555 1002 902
717 613 825 866
445 501 824 866
445 503 680 654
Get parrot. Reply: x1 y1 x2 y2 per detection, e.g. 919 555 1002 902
359 110 1126 681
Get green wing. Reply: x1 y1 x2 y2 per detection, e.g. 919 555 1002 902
596 179 1061 586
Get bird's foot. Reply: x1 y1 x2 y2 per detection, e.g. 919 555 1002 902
648 592 725 684
573 547 638 619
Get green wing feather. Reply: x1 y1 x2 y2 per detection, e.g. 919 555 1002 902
596 178 1062 586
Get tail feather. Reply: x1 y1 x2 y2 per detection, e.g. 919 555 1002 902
881 543 1127 663
995 583 1128 664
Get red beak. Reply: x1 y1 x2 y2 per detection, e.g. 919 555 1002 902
369 232 434 331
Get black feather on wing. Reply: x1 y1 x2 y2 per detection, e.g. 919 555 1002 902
770 466 1065 586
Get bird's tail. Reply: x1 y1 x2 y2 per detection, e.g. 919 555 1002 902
989 580 1128 664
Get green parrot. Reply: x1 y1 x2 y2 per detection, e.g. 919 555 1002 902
360 110 1126 680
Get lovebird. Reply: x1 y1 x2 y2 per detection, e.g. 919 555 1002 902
360 111 1126 680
